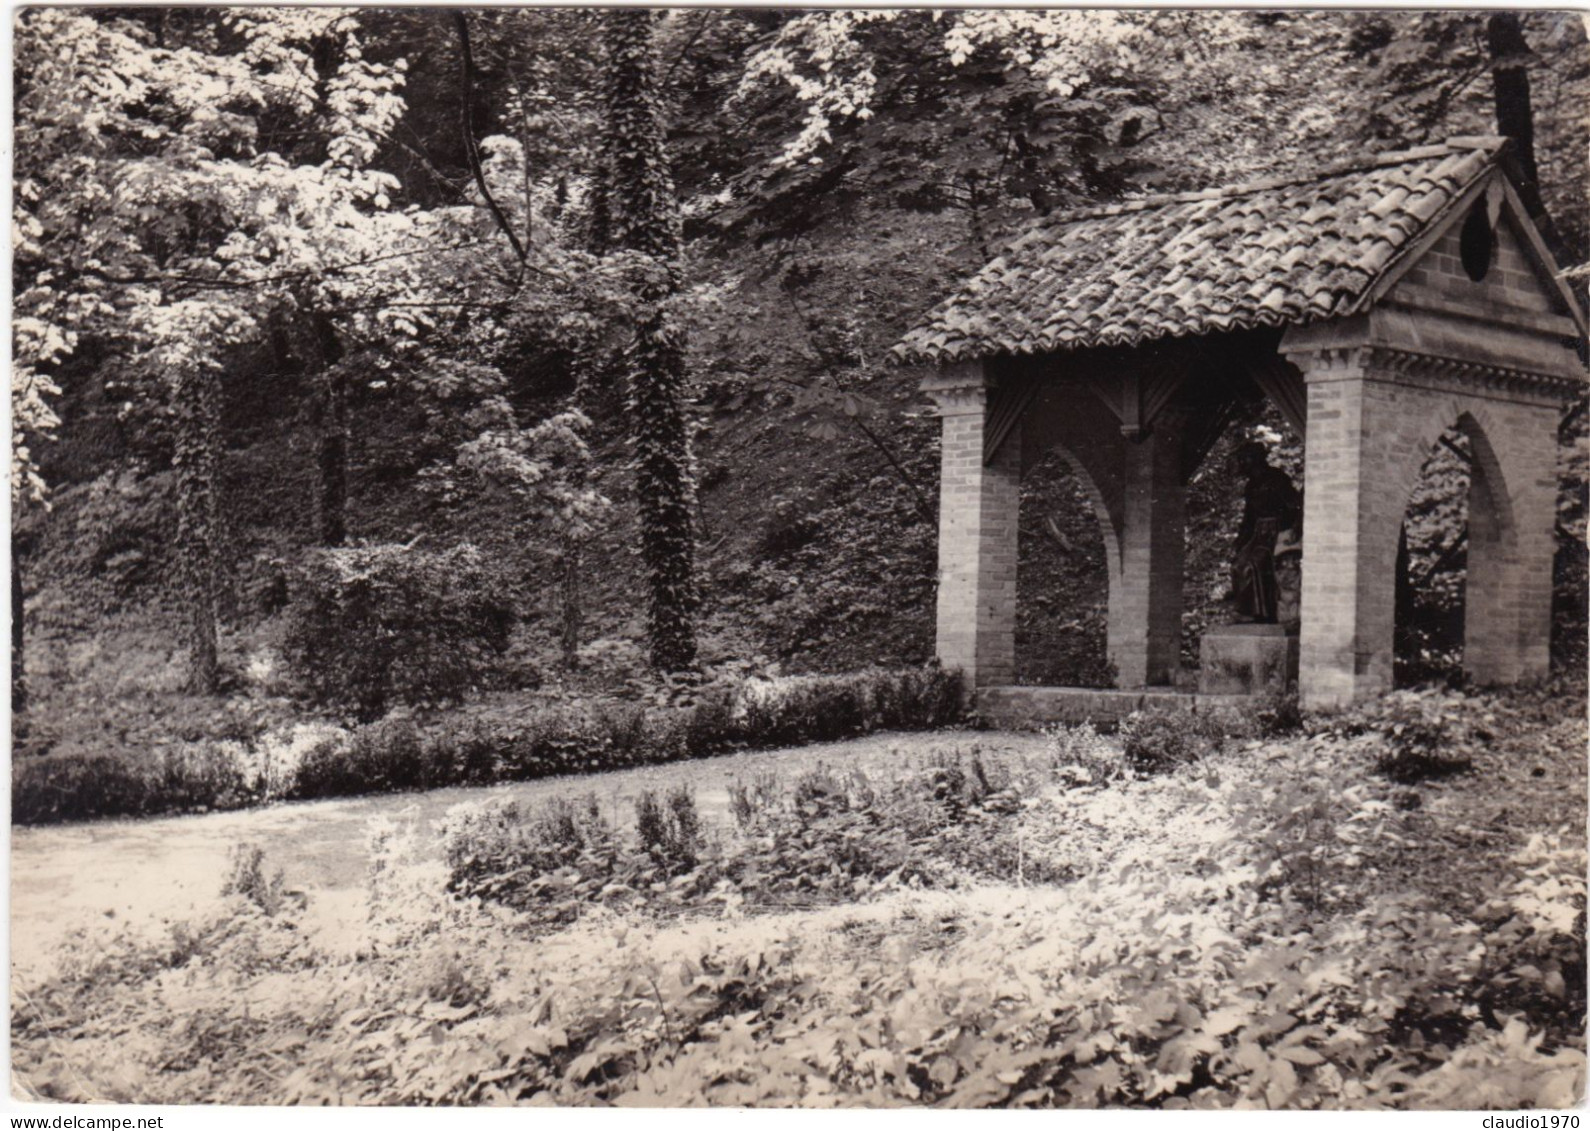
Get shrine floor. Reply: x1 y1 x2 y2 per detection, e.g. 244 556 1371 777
978 685 1250 728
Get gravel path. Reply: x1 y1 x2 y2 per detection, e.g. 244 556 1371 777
10 729 1048 983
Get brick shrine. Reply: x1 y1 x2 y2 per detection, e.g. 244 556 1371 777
896 137 1586 711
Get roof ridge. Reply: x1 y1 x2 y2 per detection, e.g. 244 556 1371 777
1035 138 1503 230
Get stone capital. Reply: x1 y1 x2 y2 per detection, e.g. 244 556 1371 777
921 359 994 416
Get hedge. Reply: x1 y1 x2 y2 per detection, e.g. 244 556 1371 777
13 667 966 825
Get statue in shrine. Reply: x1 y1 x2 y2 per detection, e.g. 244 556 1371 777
1228 442 1302 624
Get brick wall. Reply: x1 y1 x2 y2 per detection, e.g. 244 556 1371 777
931 372 1020 688
1292 346 1563 707
1390 215 1564 317
1107 424 1186 686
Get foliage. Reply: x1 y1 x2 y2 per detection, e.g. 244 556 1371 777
636 787 705 874
1252 688 1304 738
12 667 965 826
1117 706 1232 776
220 843 289 917
1307 687 1483 784
281 542 517 720
13 687 1584 1108
442 749 1064 933
1047 721 1127 787
290 715 428 800
11 742 248 826
605 9 700 672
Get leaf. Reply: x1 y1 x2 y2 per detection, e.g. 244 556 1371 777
1265 1058 1299 1109
1275 1045 1325 1067
929 1055 959 1088
1204 1005 1251 1038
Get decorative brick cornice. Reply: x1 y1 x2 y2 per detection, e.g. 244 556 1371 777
1281 345 1365 376
1363 346 1583 401
1286 343 1584 402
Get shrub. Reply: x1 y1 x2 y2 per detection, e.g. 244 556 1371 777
1119 708 1212 775
635 787 703 874
1253 687 1303 737
220 844 287 916
1309 688 1478 784
14 666 967 825
441 795 624 923
281 542 516 720
1047 721 1125 787
11 742 247 824
290 716 426 800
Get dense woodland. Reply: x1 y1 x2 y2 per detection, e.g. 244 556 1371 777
11 10 1590 813
11 10 1590 1110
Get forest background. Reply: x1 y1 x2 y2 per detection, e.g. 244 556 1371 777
11 8 1589 822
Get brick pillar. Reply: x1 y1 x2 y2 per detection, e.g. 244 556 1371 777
925 364 1020 688
1107 424 1186 686
1463 405 1558 685
1291 350 1405 708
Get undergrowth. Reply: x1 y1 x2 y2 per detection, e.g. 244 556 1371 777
11 686 1585 1109
12 666 964 825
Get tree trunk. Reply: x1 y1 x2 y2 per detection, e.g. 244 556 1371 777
174 367 223 693
317 374 348 547
1486 13 1567 264
1487 14 1539 205
605 10 698 673
12 533 26 715
561 541 582 669
313 313 348 547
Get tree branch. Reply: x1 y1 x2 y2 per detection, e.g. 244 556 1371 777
455 11 528 264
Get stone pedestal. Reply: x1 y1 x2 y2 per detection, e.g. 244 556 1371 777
1198 624 1299 696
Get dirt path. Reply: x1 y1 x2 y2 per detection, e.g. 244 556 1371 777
10 729 1048 983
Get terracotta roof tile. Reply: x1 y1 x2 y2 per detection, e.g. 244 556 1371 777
896 140 1501 364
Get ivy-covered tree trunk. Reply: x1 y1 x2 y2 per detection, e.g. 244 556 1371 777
173 367 223 693
605 9 698 672
12 533 26 714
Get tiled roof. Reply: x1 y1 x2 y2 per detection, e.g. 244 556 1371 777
895 138 1506 364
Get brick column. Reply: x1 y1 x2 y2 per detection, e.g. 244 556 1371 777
1464 403 1559 685
1107 424 1186 686
1291 349 1406 708
924 363 1020 688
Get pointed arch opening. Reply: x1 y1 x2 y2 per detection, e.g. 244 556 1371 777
1394 411 1517 686
1016 444 1115 687
1182 396 1305 669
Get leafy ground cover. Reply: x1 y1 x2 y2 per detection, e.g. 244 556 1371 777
12 684 1585 1108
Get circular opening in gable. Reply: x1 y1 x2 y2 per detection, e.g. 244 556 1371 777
1459 201 1496 282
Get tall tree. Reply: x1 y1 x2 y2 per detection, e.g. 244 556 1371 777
12 9 416 690
604 10 699 672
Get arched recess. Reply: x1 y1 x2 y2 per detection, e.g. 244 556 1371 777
1181 395 1304 667
1015 439 1117 686
1454 410 1522 686
1392 405 1519 685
